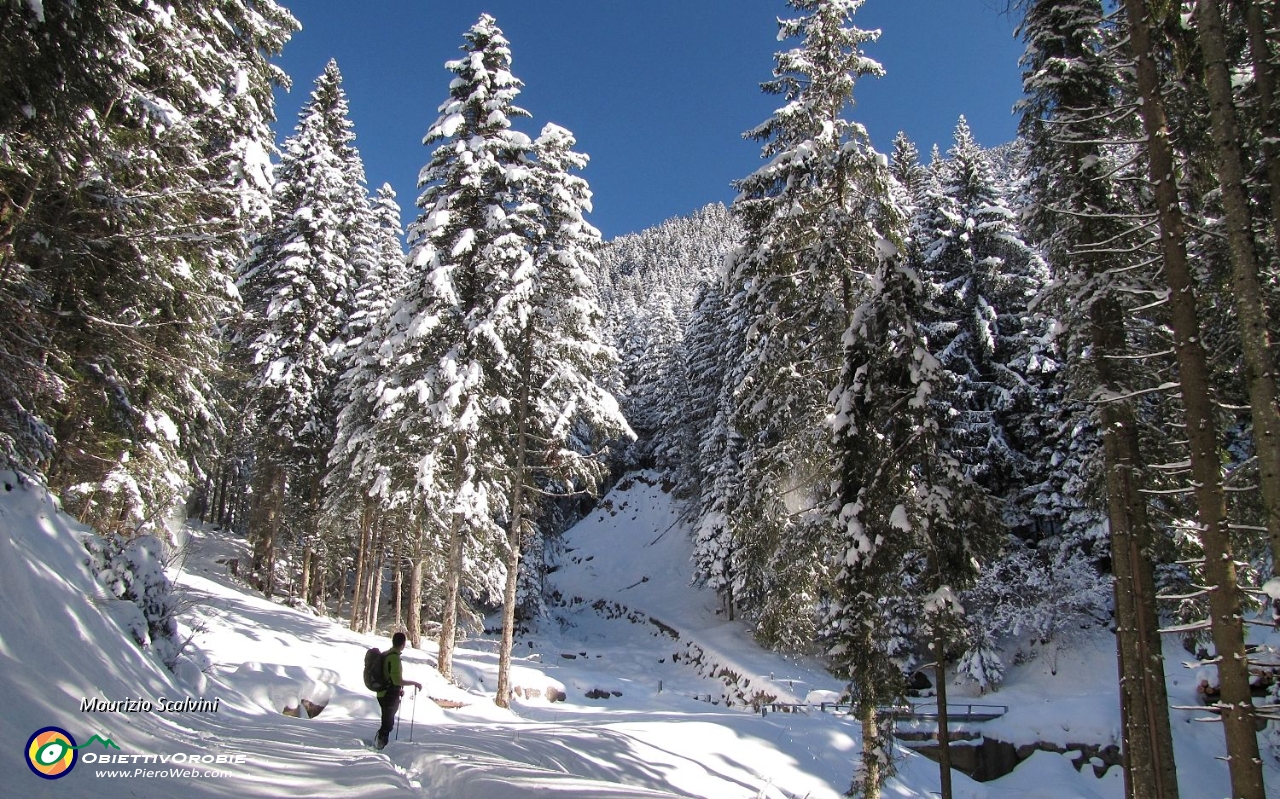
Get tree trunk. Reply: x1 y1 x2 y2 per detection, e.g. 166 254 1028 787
934 637 953 799
496 348 534 709
1091 284 1178 799
212 460 230 528
1022 2 1180 790
257 466 285 599
438 438 468 681
310 555 325 611
1102 395 1177 799
369 556 383 633
300 547 313 607
1123 3 1265 796
494 498 526 709
393 527 404 628
349 497 373 631
367 527 384 633
1200 0 1280 578
1241 0 1280 261
337 559 351 624
408 526 425 650
857 680 882 799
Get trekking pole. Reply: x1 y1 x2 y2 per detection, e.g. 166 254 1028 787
410 687 418 743
394 695 401 742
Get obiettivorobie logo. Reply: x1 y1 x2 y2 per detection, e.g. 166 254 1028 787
25 727 120 779
25 726 249 782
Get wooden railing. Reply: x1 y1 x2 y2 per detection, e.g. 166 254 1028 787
759 700 1008 722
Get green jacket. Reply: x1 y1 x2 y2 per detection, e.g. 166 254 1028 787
378 649 403 698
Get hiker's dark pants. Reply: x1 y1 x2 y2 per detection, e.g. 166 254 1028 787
376 690 401 748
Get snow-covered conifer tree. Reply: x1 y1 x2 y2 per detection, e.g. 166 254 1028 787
723 0 885 649
826 223 997 799
238 60 366 596
686 276 750 614
323 184 409 626
373 14 536 675
916 117 1048 500
0 0 297 535
493 122 631 707
889 132 928 209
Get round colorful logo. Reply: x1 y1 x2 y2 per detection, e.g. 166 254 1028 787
25 727 77 779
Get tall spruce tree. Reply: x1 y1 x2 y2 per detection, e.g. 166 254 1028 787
724 0 885 648
323 183 408 628
493 122 630 708
827 222 997 798
1117 0 1265 795
374 14 534 677
1190 0 1280 581
689 279 750 616
238 60 365 597
917 118 1048 501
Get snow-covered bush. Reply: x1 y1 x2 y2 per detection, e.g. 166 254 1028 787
958 534 1111 688
85 532 182 669
955 628 1005 692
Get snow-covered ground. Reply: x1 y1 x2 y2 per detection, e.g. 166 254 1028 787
1 470 1277 798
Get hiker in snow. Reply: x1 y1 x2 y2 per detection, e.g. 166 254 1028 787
375 632 421 749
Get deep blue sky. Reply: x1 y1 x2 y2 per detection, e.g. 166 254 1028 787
272 1 1025 241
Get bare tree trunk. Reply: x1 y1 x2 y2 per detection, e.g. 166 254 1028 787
1092 288 1177 799
1200 0 1280 578
258 466 285 599
393 527 404 628
338 558 351 624
1241 0 1280 257
212 460 230 527
494 502 525 708
362 523 381 632
1123 3 1265 795
856 681 882 799
438 439 468 681
195 474 212 524
934 636 953 799
1019 2 1179 790
300 547 313 607
296 468 324 603
409 524 424 650
368 558 383 633
496 350 534 709
1115 633 1135 799
349 498 373 631
368 531 384 633
408 548 424 650
310 555 325 611
1103 396 1176 799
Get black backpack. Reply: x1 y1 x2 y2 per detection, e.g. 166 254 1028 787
363 647 389 692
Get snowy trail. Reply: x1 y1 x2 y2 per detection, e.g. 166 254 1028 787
542 472 845 710
167 471 863 798
5 470 1273 798
388 722 747 798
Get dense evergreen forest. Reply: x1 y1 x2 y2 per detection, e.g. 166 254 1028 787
2 1 1279 797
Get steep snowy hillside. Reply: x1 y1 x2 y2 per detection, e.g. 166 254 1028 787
1 470 1275 798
